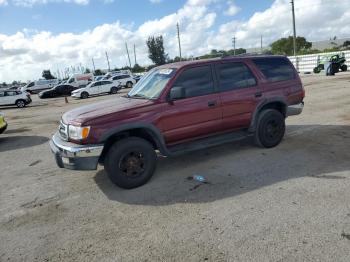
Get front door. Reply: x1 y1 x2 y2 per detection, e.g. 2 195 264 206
159 65 223 145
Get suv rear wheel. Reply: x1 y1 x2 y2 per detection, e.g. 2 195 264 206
105 137 157 189
16 99 26 108
110 86 118 94
254 109 285 148
126 81 133 88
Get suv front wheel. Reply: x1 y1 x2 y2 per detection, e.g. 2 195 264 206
105 137 157 189
254 109 285 148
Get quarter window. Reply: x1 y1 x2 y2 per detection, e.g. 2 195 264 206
173 66 214 98
252 57 295 82
217 62 257 92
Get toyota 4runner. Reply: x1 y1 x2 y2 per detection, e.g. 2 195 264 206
50 55 304 189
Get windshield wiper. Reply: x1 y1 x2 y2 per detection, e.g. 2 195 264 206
129 93 149 99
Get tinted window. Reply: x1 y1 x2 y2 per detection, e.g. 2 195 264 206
28 82 34 87
252 57 295 82
5 91 17 96
217 62 256 92
101 81 112 85
173 66 214 98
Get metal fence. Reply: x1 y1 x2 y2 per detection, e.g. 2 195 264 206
288 50 350 73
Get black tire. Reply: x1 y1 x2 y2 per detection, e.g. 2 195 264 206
110 86 118 94
81 92 89 99
105 137 157 189
313 66 321 74
341 64 347 72
254 109 285 148
126 81 133 88
16 99 26 108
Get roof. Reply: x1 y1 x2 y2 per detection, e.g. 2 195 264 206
158 54 286 69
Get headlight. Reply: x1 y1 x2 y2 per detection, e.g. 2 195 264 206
68 125 90 140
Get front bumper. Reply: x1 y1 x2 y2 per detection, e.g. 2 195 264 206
71 93 80 98
287 102 304 116
49 132 104 170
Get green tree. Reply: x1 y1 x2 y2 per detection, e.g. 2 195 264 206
94 69 104 76
271 36 312 56
343 40 350 49
146 35 167 65
42 70 56 80
132 63 145 73
84 68 91 74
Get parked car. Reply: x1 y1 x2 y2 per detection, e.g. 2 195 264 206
21 79 59 94
38 84 76 99
0 90 32 108
71 80 121 99
66 73 94 88
50 55 305 189
108 74 136 88
0 112 7 134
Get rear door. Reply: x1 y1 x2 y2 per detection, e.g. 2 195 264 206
160 65 223 145
215 61 262 131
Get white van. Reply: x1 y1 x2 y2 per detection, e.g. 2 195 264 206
21 79 59 94
66 73 94 88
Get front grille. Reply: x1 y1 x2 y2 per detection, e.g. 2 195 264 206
59 121 68 141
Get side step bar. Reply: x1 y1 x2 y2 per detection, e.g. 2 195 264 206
167 131 252 156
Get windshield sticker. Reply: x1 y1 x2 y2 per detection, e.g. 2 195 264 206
159 69 173 75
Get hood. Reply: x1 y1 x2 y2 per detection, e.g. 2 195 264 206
62 96 152 125
72 88 84 93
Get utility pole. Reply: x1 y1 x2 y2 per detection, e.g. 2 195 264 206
232 36 236 55
91 58 96 72
105 51 111 72
291 0 297 57
176 23 182 60
291 0 298 71
260 35 263 53
133 44 137 65
125 42 132 68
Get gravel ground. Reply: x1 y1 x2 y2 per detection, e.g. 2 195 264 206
0 74 350 262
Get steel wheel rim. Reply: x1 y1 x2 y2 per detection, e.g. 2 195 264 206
118 151 145 177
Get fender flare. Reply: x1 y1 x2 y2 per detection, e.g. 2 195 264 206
99 122 170 156
249 97 288 132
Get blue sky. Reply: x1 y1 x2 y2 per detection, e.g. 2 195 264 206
0 0 349 82
0 0 273 35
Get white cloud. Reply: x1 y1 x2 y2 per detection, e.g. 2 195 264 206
0 0 8 5
1 0 350 82
224 0 240 16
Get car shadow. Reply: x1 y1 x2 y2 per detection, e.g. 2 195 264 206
0 135 49 152
94 124 350 206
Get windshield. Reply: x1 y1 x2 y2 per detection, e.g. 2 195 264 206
128 68 176 99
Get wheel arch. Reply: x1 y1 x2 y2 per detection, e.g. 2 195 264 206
98 123 169 164
249 98 287 132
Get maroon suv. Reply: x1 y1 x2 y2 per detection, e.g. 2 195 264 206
50 55 304 189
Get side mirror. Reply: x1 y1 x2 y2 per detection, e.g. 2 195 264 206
169 86 185 101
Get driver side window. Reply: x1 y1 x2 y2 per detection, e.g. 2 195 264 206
172 66 214 99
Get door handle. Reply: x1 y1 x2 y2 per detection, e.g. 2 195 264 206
255 92 262 98
208 100 217 107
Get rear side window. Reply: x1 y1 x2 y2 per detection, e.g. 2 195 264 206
252 57 295 82
216 62 256 92
173 66 214 98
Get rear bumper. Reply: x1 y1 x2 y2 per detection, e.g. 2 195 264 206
49 132 104 170
287 102 304 116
